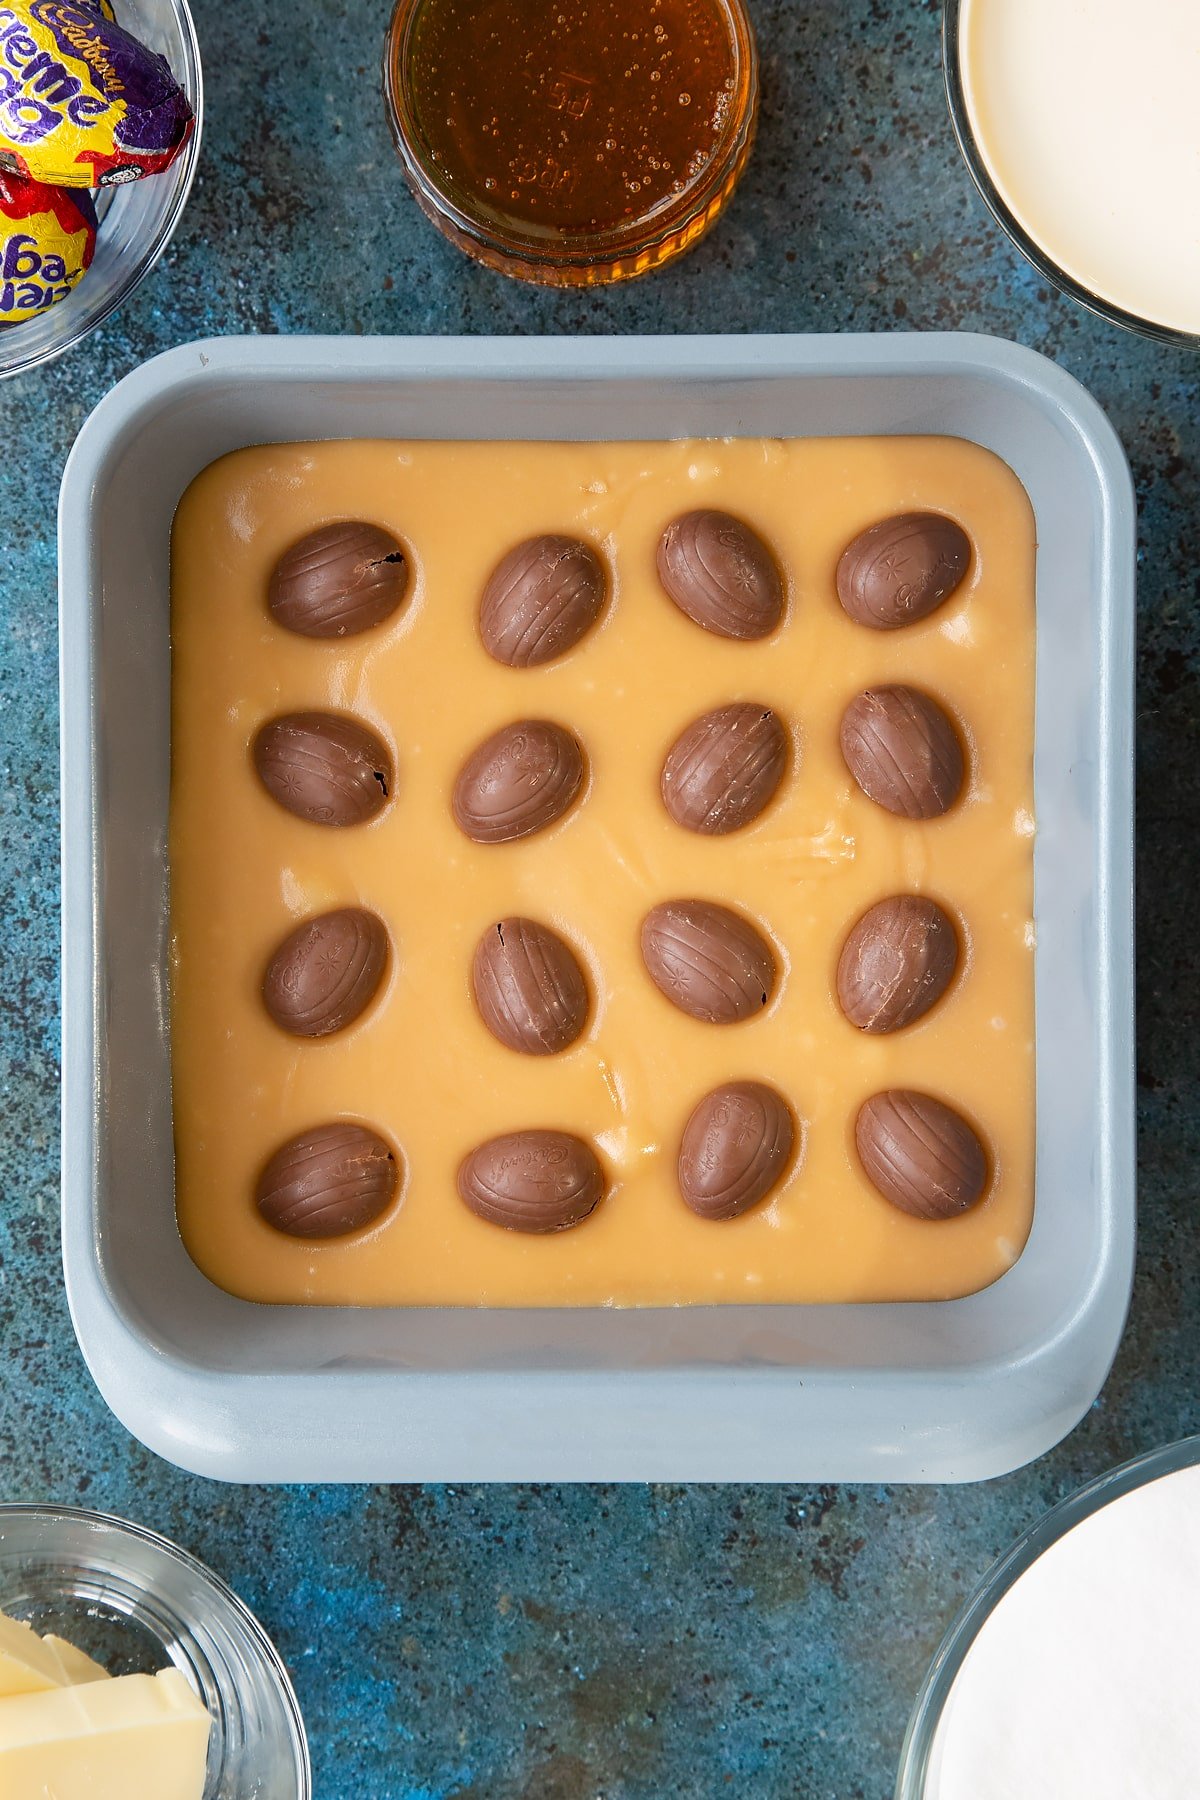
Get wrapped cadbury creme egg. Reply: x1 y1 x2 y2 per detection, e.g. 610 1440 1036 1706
0 166 94 319
0 0 193 187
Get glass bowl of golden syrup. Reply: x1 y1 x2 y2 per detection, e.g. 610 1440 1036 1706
383 0 758 285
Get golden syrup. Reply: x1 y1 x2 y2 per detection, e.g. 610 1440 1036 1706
385 0 758 283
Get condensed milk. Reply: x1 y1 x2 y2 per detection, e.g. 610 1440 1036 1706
957 0 1200 336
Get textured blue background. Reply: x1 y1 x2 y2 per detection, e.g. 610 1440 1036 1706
1 1 1197 1795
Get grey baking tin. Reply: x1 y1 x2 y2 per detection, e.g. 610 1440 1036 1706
59 334 1135 1482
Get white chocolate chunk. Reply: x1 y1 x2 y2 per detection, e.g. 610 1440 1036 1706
0 1616 63 1698
0 1669 210 1798
42 1637 111 1687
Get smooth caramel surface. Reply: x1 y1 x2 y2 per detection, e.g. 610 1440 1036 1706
170 436 1036 1307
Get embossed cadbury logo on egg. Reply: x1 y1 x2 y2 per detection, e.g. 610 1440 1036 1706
836 512 971 631
677 1081 796 1220
456 1130 605 1233
262 907 389 1039
656 510 784 640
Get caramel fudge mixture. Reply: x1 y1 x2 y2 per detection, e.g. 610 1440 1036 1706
170 436 1036 1306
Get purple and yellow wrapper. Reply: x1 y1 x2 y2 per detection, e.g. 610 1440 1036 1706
0 0 192 187
0 165 94 319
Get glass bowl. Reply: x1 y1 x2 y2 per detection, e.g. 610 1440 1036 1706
0 0 203 381
942 0 1200 348
383 0 758 286
0 1505 310 1799
896 1434 1200 1798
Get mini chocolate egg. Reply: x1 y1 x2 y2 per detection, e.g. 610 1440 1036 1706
253 712 393 827
661 702 788 835
855 1090 988 1220
256 1122 398 1238
452 720 584 844
656 510 784 640
836 512 971 629
263 907 389 1038
479 535 606 667
836 896 959 1033
641 900 777 1024
840 686 965 819
268 522 408 638
471 917 589 1055
677 1080 795 1220
457 1130 605 1233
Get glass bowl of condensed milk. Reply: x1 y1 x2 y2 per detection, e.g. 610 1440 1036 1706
944 0 1200 344
896 1435 1200 1799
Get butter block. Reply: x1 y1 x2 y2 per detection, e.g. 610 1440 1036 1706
41 1638 110 1687
0 1617 62 1698
0 1668 210 1798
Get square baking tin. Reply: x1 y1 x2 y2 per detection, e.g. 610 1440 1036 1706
59 334 1135 1483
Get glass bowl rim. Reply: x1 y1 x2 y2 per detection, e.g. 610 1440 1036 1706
895 1432 1200 1798
941 0 1200 350
381 0 759 272
0 0 204 382
0 1501 311 1798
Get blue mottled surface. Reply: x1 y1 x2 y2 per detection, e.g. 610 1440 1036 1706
1 1 1198 1795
